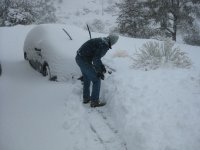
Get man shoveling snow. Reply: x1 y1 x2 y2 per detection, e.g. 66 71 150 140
75 33 119 107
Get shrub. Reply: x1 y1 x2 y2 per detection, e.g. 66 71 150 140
0 0 56 26
183 33 200 46
132 39 192 70
4 8 34 26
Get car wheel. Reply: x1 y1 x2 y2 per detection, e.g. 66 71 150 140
42 63 51 80
24 52 28 60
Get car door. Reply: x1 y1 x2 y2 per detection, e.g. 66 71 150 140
28 47 43 72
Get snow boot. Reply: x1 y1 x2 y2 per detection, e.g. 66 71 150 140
90 100 106 108
83 98 91 104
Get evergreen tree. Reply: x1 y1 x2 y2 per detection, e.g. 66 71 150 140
0 0 57 26
148 0 200 41
116 0 152 38
33 0 57 24
117 0 200 41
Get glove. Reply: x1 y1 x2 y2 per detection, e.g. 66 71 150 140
97 72 104 80
101 65 106 74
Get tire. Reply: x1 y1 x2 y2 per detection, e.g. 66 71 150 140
24 52 28 60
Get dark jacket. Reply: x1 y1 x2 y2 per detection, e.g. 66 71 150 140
77 37 110 73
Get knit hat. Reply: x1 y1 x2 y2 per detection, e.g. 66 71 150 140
107 33 119 46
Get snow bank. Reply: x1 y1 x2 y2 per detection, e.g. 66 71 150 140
102 56 200 150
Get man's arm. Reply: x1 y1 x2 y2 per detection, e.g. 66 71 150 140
92 51 103 73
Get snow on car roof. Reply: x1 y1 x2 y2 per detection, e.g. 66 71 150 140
24 24 90 57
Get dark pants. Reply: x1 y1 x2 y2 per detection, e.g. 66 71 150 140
75 54 101 101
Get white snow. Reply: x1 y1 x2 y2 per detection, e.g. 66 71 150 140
54 0 120 32
1 24 200 150
23 24 89 81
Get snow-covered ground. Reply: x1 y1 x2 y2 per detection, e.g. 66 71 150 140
0 24 200 150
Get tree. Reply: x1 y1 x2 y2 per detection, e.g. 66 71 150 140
117 0 200 41
116 0 152 38
148 0 200 41
0 0 57 26
33 0 57 24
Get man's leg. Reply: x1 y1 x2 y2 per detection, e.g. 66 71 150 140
78 61 101 100
76 55 90 102
76 55 105 107
84 69 106 107
90 77 101 100
82 73 91 103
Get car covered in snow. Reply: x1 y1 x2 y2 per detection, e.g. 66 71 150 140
23 24 90 81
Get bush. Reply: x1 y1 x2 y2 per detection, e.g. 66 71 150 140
132 39 192 70
4 8 34 26
183 33 200 46
0 0 56 26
